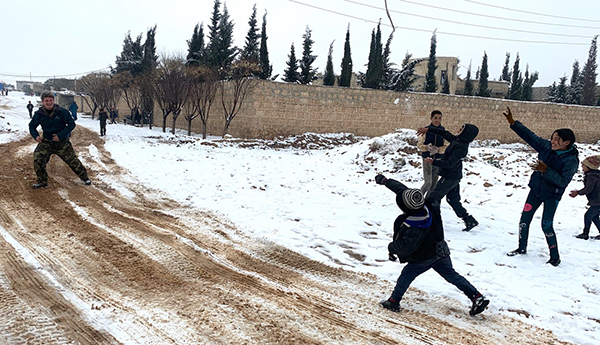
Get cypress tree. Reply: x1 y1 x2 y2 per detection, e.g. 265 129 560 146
544 82 557 102
323 41 335 86
339 25 353 87
424 31 438 93
206 0 221 68
258 11 272 80
141 25 158 73
216 4 238 76
299 26 317 84
364 23 383 89
241 4 260 64
283 43 300 83
500 52 511 82
567 60 582 104
556 76 568 103
115 32 144 76
389 53 421 92
581 35 598 105
464 61 474 96
477 52 490 97
521 66 539 101
381 32 396 88
186 23 205 66
508 53 522 100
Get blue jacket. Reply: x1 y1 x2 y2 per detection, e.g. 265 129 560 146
69 102 78 120
510 121 579 200
429 124 479 179
29 105 75 140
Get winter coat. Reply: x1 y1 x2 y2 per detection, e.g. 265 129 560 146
510 121 579 200
428 124 479 179
384 179 450 263
99 111 109 123
417 123 447 159
29 105 75 141
26 103 34 111
69 102 78 120
578 169 600 206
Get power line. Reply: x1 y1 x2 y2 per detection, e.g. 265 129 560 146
0 67 111 79
345 0 595 38
395 0 600 30
465 0 600 23
287 0 591 45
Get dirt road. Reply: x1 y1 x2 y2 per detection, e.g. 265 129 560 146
0 128 570 344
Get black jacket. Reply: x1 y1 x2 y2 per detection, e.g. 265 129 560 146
29 105 75 140
429 124 479 179
384 179 449 263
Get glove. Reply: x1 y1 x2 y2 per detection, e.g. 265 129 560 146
427 143 439 155
375 174 388 185
503 106 515 125
388 253 397 261
532 160 547 173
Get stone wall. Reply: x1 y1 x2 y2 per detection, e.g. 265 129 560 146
199 80 600 143
81 80 600 143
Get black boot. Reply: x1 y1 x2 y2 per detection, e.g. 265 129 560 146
380 298 400 312
506 248 526 256
462 215 479 231
469 294 490 316
546 257 561 267
575 232 589 240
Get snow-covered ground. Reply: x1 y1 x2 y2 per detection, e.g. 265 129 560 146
2 91 599 345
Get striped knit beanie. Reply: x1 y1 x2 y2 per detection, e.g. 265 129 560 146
396 188 425 214
582 155 600 170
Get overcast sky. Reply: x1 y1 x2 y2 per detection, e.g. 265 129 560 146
2 0 600 87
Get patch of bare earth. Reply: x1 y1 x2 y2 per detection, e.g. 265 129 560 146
0 127 571 344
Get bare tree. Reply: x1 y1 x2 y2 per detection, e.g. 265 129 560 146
186 66 218 138
154 53 190 134
77 72 112 119
114 71 141 121
220 60 260 137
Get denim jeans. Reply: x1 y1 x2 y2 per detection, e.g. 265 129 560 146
583 205 600 234
427 177 468 219
390 256 479 302
517 191 559 259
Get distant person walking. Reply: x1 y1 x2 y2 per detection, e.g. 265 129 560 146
26 101 34 118
570 155 600 240
109 107 118 124
69 101 78 121
416 123 480 232
98 108 108 136
28 91 91 189
418 110 446 198
503 107 578 267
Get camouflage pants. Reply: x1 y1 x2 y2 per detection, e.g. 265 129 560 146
33 139 89 184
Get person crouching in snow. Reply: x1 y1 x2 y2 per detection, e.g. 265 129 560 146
569 155 600 240
374 174 489 316
503 107 579 267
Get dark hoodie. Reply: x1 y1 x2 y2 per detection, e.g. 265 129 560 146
427 124 479 179
383 178 449 263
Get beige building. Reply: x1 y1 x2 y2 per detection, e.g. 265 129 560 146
410 56 509 99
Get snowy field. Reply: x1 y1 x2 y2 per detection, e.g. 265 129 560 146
2 91 600 345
